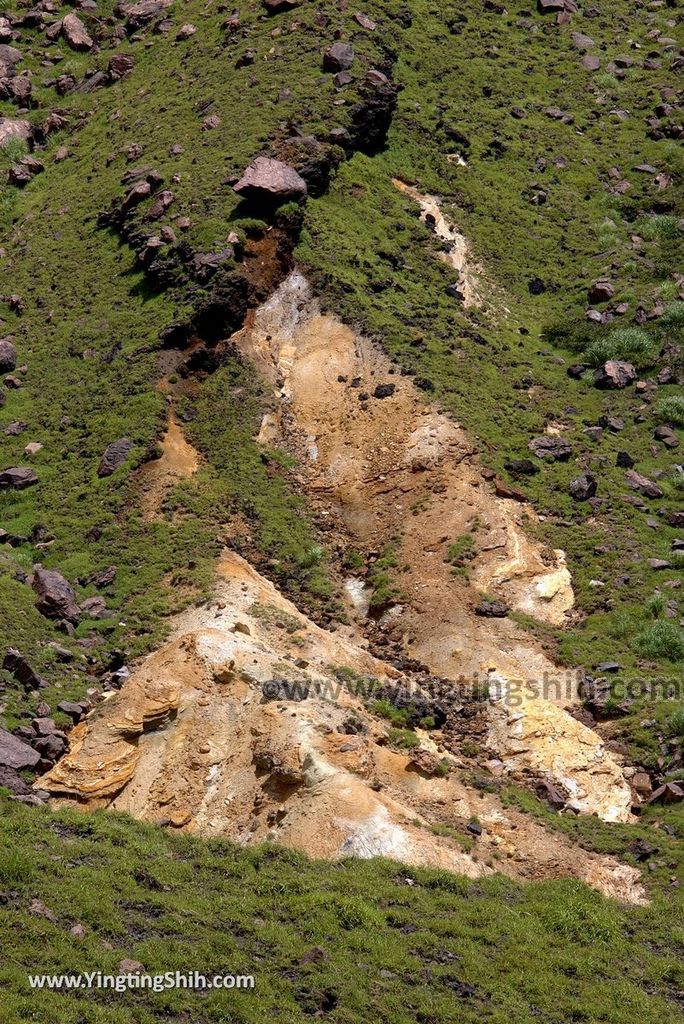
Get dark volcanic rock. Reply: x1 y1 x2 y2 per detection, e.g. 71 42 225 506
323 43 355 73
504 458 539 478
537 780 566 809
594 360 636 389
624 470 663 499
0 764 33 795
373 383 396 399
0 726 40 769
233 157 307 203
0 467 38 489
0 337 17 373
263 0 299 10
580 675 631 718
588 279 614 303
569 472 597 501
475 600 509 618
3 648 46 690
616 450 635 468
32 568 80 623
97 437 134 477
528 435 573 461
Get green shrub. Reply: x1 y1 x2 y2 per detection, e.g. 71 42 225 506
658 302 684 331
388 727 420 750
644 594 665 619
584 327 658 368
637 214 680 241
370 698 410 726
656 396 684 428
633 621 684 662
667 706 684 739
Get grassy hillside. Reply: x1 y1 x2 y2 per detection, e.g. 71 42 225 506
0 0 683 1018
0 796 682 1024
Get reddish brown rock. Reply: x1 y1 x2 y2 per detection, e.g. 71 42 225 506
494 478 528 502
32 567 80 623
594 360 636 389
588 279 615 303
648 782 683 805
62 12 93 50
0 466 37 489
233 157 307 202
624 470 663 499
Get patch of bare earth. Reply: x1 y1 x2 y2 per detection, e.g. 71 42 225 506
39 271 644 901
41 550 644 904
138 408 199 520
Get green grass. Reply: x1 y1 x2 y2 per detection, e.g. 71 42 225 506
633 621 684 664
0 796 683 1023
0 0 683 1017
657 396 684 428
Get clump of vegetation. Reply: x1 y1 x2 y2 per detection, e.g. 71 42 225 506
633 621 684 663
367 544 402 612
388 727 421 750
583 327 659 369
370 697 411 726
656 396 684 428
667 706 684 739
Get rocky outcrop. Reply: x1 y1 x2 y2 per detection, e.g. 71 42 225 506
40 551 644 903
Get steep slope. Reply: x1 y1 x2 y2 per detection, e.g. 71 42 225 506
0 0 683 1019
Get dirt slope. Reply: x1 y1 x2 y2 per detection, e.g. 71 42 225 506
233 271 633 821
41 549 644 903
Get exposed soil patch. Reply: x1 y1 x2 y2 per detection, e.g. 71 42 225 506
41 550 644 904
393 178 487 310
138 409 199 520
